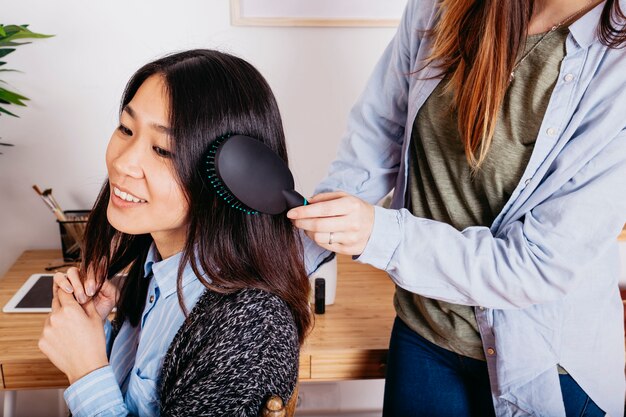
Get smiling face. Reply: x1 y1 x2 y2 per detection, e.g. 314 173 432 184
106 74 189 258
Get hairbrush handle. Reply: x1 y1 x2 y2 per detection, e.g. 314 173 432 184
282 189 308 211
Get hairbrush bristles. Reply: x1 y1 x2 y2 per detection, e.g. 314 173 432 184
204 134 259 215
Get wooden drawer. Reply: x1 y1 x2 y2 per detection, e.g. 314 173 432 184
1 356 314 389
298 354 311 380
2 360 68 390
309 350 387 381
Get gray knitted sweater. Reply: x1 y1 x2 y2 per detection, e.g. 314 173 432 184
158 287 299 416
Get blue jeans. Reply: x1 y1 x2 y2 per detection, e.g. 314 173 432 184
382 317 605 417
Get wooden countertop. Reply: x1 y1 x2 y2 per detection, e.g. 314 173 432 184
0 250 70 389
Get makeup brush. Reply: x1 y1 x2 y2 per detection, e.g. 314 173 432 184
32 185 67 221
42 188 66 219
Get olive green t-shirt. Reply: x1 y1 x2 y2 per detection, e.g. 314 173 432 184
397 28 568 361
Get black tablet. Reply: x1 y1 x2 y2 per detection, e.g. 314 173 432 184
3 274 53 313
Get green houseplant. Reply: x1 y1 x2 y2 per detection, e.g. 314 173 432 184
0 24 52 152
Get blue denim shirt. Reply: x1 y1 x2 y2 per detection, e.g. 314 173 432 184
303 1 626 415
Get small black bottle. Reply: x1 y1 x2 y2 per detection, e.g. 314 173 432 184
314 278 325 314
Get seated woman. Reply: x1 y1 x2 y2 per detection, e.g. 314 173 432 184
38 49 311 417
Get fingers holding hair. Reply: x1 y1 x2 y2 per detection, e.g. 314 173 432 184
51 281 61 312
53 267 94 305
53 272 74 294
64 267 89 304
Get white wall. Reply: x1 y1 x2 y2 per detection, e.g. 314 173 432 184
0 0 396 278
1 1 396 415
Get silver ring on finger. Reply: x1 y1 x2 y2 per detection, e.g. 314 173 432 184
328 232 334 245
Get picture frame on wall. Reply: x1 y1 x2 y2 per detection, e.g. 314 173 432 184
230 0 407 27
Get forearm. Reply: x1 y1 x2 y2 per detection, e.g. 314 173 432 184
356 128 626 308
360 203 624 309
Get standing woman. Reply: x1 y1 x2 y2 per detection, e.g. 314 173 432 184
288 0 626 416
38 49 310 416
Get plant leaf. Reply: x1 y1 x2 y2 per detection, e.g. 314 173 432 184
0 105 20 117
0 48 16 59
0 88 29 105
2 24 30 33
1 25 53 42
5 33 53 41
0 25 53 124
0 41 32 47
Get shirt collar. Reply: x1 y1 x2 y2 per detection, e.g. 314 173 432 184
568 1 606 50
143 243 160 277
142 242 205 299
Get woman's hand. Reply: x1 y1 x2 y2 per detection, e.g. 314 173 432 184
39 285 109 385
287 191 375 256
53 267 118 322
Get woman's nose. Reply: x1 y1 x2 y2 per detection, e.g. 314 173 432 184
112 140 144 179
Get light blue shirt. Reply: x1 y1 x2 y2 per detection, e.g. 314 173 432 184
64 244 207 416
303 1 626 415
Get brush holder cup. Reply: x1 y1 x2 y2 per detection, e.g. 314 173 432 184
57 210 90 262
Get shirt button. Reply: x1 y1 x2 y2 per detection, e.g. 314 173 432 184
524 178 531 186
487 347 496 356
149 295 155 303
547 127 557 136
478 306 486 311
564 73 574 82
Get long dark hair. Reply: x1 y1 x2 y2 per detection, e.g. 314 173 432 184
81 49 311 343
427 0 626 170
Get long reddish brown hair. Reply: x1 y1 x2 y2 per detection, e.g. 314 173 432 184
427 0 626 170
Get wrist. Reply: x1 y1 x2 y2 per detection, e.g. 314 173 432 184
68 358 109 385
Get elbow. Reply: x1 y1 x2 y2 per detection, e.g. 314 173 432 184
483 262 577 310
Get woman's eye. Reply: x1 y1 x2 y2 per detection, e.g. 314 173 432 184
117 125 133 136
153 146 172 158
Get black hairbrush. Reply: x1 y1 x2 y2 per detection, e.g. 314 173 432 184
204 134 308 215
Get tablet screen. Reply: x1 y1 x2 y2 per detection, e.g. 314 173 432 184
3 274 54 313
16 275 53 309
3 273 123 313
